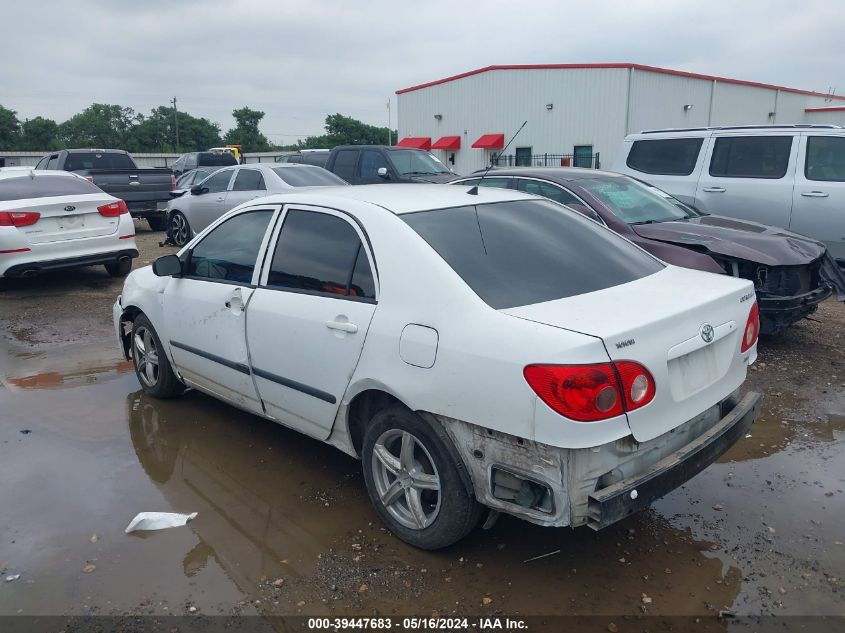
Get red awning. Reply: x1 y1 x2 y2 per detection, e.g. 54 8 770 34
431 135 461 150
396 137 432 150
471 133 505 149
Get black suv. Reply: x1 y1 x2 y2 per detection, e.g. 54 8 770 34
324 145 456 184
171 151 238 177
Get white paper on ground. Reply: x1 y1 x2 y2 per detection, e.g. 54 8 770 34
125 511 198 534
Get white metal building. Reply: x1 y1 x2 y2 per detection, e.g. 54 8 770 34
395 63 845 176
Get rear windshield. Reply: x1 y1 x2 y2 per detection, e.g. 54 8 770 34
64 152 136 171
271 166 347 186
403 199 662 309
197 152 239 167
0 175 102 201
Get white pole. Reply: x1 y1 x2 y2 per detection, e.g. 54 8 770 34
387 99 391 146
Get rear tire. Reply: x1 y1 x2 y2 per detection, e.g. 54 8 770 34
361 405 482 549
168 211 191 247
147 215 167 231
104 259 132 277
131 314 184 399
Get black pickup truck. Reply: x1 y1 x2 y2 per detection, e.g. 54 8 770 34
324 145 457 184
35 149 174 230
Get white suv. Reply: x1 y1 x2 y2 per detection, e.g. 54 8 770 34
613 125 845 266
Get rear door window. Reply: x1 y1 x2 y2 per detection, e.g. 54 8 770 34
186 210 274 283
805 136 845 182
626 138 703 176
232 169 266 191
516 179 581 205
403 199 662 309
266 209 375 300
709 136 793 179
332 150 359 182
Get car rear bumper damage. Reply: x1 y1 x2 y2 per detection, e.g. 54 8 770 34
2 249 138 277
585 391 760 529
436 390 761 529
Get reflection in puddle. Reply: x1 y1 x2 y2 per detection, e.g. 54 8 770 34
125 390 743 617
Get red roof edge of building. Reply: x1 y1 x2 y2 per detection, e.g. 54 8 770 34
395 63 845 102
805 106 845 113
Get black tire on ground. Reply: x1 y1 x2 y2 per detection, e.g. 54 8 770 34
361 405 483 549
168 211 191 247
131 314 185 399
147 215 167 231
104 259 132 277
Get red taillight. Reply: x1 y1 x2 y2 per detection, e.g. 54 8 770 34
0 211 41 227
171 174 177 190
524 361 656 422
98 200 129 217
614 361 656 412
741 302 760 353
85 176 94 183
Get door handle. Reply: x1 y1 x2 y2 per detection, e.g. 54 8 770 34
702 187 726 193
326 320 358 334
224 288 244 313
216 196 225 202
801 191 829 198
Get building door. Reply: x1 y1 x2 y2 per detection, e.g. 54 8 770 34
515 147 532 167
573 145 593 168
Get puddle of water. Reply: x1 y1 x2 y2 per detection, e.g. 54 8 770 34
0 343 842 618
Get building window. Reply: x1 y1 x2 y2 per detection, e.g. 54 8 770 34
515 147 533 167
573 145 594 168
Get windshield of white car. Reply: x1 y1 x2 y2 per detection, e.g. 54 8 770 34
403 199 663 309
388 150 451 176
0 175 102 200
575 177 697 224
271 167 348 186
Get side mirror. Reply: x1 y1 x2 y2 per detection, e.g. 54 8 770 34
377 167 390 179
152 254 183 277
169 190 187 198
190 185 205 195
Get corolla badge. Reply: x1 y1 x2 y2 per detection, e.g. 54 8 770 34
64 205 76 212
700 323 715 343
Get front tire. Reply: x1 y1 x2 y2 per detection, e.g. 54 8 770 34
168 211 191 246
104 259 132 277
131 314 184 399
362 405 482 549
147 215 167 232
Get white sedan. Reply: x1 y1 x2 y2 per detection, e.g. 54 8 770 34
166 163 347 246
114 184 761 549
0 168 137 278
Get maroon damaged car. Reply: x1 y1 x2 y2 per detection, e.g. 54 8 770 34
451 168 845 335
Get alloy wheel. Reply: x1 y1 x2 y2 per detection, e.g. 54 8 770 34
371 429 441 530
170 213 190 246
133 326 160 388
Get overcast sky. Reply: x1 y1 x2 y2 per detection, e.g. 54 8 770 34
2 0 842 143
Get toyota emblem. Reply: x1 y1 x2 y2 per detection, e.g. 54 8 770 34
700 323 715 343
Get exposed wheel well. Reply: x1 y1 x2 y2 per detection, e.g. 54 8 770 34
118 305 143 359
347 389 405 455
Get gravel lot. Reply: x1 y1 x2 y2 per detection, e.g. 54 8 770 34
1 220 843 626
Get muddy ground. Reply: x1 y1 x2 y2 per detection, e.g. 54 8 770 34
1 221 843 629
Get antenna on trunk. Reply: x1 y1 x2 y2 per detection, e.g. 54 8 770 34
467 121 527 195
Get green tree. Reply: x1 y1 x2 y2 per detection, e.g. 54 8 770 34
0 105 22 149
224 106 272 152
58 103 139 148
296 113 396 149
19 116 59 150
127 106 222 153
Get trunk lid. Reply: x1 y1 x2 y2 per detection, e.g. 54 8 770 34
503 266 755 442
9 194 119 243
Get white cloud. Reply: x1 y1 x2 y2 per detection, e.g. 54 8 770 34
2 0 842 144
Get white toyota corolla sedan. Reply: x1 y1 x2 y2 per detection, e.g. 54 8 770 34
114 184 761 549
1 169 137 278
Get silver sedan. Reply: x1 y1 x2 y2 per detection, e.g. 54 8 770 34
166 164 347 246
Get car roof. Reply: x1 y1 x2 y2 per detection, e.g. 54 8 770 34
64 148 128 154
458 167 623 183
0 169 87 181
626 124 844 139
243 183 535 215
